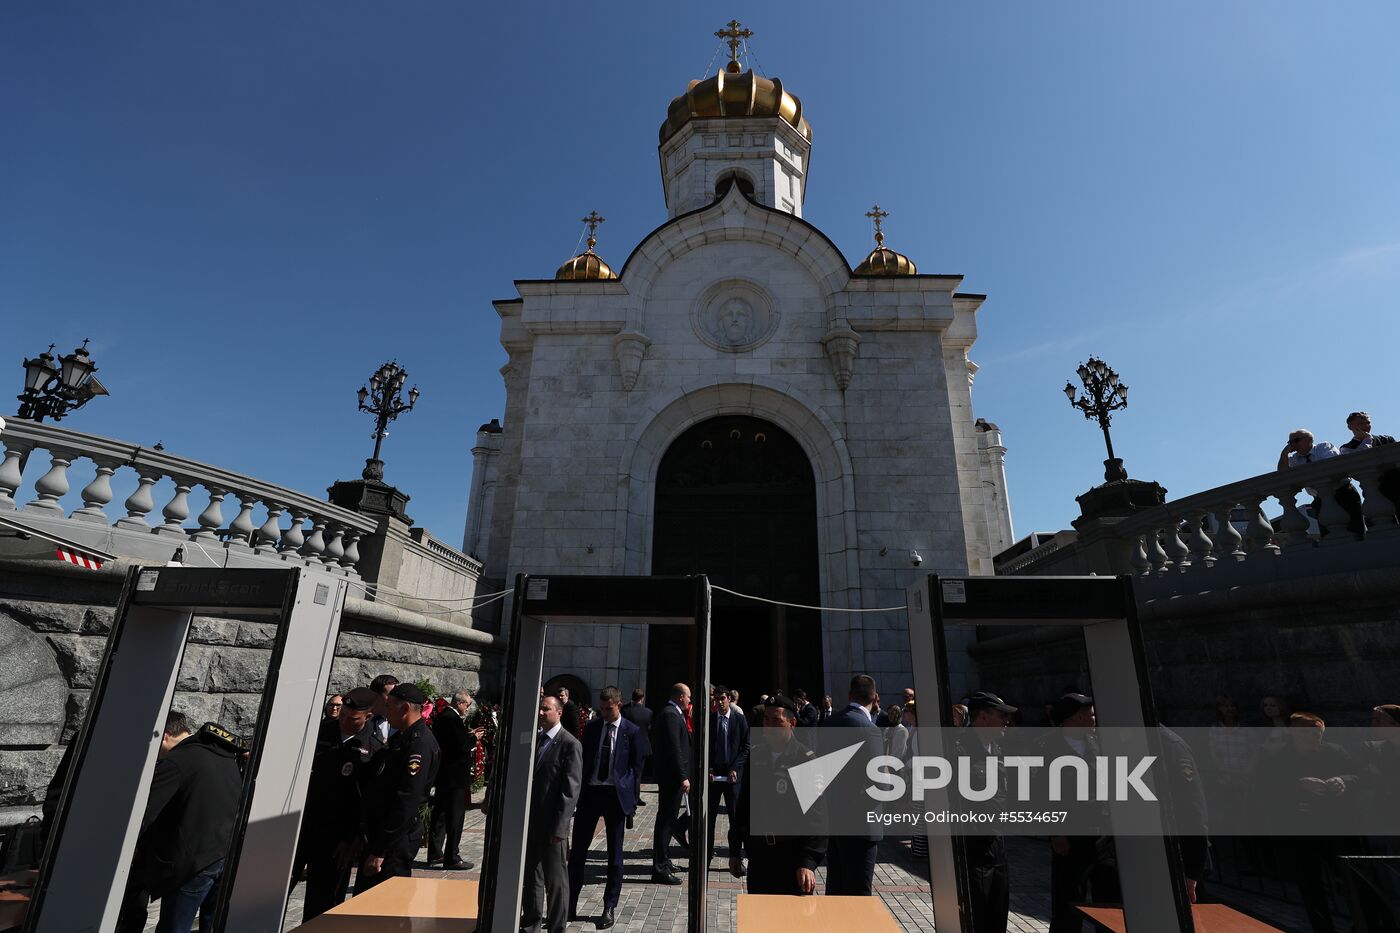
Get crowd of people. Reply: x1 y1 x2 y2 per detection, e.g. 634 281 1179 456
106 672 493 931
92 663 1396 933
520 675 1399 933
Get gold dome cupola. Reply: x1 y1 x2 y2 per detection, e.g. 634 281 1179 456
854 204 918 276
555 211 618 281
658 22 813 219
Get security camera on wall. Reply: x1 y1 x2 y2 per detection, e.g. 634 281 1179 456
909 549 923 567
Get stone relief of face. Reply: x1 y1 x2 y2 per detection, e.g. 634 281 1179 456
721 299 752 344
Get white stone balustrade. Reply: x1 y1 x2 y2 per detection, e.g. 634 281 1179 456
0 419 375 575
1005 444 1400 599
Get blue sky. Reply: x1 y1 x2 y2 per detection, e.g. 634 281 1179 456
4 2 1398 549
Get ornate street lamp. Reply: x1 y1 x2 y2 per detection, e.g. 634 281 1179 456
16 339 109 423
356 360 419 481
1064 355 1131 483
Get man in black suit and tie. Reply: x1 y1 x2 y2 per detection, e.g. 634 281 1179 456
428 690 482 871
522 695 582 933
557 686 583 741
707 685 750 877
651 682 692 884
567 686 643 930
821 673 883 895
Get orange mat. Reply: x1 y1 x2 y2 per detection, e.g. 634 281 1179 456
737 893 903 932
292 877 477 931
1078 903 1283 933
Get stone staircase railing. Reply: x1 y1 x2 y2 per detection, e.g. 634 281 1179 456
0 419 376 575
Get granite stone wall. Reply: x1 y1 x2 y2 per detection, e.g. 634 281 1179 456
0 579 501 821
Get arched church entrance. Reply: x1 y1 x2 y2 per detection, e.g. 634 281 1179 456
647 415 824 711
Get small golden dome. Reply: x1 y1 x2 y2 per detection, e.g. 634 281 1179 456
555 210 618 281
854 246 918 276
660 65 811 145
852 203 917 276
555 251 616 281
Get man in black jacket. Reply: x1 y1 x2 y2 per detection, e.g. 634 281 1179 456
651 683 692 884
557 686 583 741
428 689 482 871
955 692 1016 933
357 682 440 893
298 687 383 920
121 712 244 933
734 695 826 895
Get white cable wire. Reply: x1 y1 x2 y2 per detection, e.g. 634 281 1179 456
699 42 721 79
343 578 509 617
709 584 906 613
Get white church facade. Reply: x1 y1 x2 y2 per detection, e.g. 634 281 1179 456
464 41 1013 706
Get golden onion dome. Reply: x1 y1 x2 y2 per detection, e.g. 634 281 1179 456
555 210 618 281
555 250 616 281
852 203 917 276
659 62 812 145
854 246 918 276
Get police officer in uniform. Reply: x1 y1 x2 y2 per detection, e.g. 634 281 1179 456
955 692 1016 933
357 682 440 893
298 687 383 920
734 694 827 895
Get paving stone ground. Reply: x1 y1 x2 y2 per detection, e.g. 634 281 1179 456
138 782 1315 931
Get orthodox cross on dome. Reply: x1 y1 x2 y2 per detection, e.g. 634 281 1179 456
865 204 890 248
581 210 605 251
715 19 753 71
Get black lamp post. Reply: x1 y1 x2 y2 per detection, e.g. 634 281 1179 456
356 360 419 482
16 339 109 423
1063 356 1166 525
1064 356 1130 483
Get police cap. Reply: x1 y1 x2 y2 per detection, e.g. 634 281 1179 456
966 691 1017 714
765 693 799 715
389 682 428 705
1051 692 1094 725
343 687 377 711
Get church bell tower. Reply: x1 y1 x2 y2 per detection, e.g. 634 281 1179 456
658 20 812 218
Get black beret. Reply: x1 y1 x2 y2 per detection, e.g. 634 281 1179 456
344 687 377 711
390 683 428 705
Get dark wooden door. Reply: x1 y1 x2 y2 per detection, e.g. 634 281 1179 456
648 416 823 711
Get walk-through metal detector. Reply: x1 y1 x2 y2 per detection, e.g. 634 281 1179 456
25 565 349 933
906 574 1194 933
479 574 712 933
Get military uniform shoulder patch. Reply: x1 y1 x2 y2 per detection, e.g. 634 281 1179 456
1180 762 1195 782
408 753 424 776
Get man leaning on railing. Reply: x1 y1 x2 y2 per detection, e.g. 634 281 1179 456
1338 411 1400 522
1278 427 1365 536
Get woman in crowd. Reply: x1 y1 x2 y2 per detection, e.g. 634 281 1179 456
322 695 343 720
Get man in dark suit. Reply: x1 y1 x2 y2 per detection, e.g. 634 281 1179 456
620 688 653 809
793 689 820 728
821 673 883 895
707 685 750 877
557 686 583 741
651 682 692 884
523 694 582 933
428 689 482 871
568 686 643 930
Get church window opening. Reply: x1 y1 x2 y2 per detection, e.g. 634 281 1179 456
714 171 755 200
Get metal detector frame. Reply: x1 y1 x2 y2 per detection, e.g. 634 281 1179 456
25 565 349 933
478 574 712 933
905 574 1194 933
